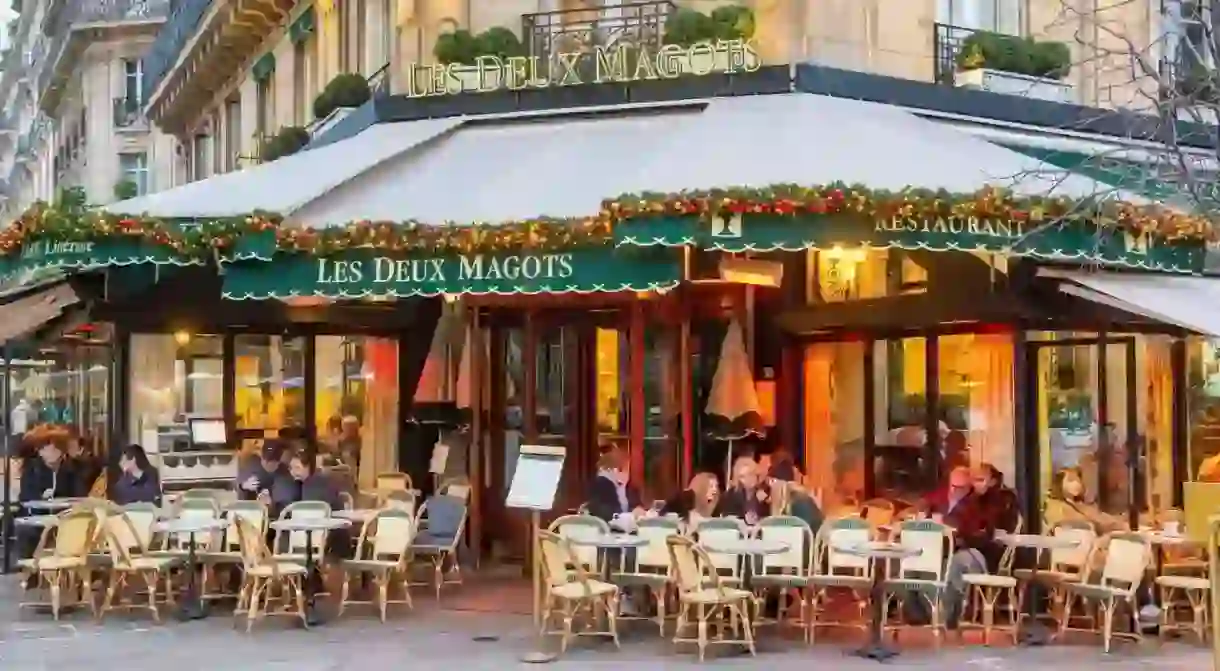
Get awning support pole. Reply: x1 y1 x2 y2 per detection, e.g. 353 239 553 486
1 344 11 574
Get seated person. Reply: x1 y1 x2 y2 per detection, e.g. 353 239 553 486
111 444 162 506
263 447 351 559
586 442 645 529
768 457 824 535
237 440 295 504
17 436 81 561
718 457 770 525
1044 466 1128 535
66 431 103 497
914 465 993 628
662 472 720 523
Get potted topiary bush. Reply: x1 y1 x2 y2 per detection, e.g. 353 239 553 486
955 31 1073 102
314 73 372 120
663 5 758 74
261 125 310 162
113 179 138 201
434 27 528 92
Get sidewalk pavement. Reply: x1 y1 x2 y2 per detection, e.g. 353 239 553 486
0 578 1211 670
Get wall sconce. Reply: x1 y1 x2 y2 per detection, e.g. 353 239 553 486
173 330 192 347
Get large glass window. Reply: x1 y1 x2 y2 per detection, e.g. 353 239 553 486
1188 337 1220 482
873 337 931 500
234 335 306 434
129 333 223 443
642 326 680 502
804 341 866 512
808 248 928 302
595 327 627 440
938 333 1016 482
315 335 398 488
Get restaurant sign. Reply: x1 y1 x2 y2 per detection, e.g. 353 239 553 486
222 248 682 299
404 38 761 98
0 237 197 284
614 214 1203 273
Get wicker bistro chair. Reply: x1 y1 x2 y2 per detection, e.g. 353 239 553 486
1156 573 1211 644
610 516 681 634
808 516 875 641
537 530 621 654
694 517 748 586
751 516 815 630
200 501 269 603
339 508 417 621
18 509 99 620
96 513 182 622
232 516 309 632
1013 519 1096 624
409 495 468 599
549 514 611 575
1059 531 1153 652
881 519 954 647
154 498 223 558
961 536 1021 645
272 501 333 561
666 534 756 661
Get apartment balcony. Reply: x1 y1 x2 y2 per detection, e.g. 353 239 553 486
38 0 172 115
521 0 674 72
933 23 1074 103
113 96 148 130
144 0 298 135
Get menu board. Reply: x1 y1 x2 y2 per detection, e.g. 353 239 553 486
189 418 227 446
505 444 566 511
429 441 450 475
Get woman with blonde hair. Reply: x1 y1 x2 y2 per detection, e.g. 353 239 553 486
1044 467 1127 534
719 456 770 524
662 472 721 522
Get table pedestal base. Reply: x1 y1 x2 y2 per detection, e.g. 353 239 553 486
851 644 899 661
1018 620 1053 646
176 599 209 622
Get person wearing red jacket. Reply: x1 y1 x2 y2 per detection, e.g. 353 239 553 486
913 466 994 628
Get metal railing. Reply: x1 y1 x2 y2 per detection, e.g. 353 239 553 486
113 96 146 128
932 22 978 86
367 62 390 98
521 0 674 74
143 0 213 103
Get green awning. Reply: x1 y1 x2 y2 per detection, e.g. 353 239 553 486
613 214 1202 273
221 248 682 299
252 53 276 82
289 7 316 44
0 238 199 283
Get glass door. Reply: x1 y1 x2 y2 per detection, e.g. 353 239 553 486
1031 336 1138 528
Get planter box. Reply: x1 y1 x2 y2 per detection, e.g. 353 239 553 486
956 68 1073 104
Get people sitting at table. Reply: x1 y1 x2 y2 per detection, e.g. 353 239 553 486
263 446 352 560
586 442 646 530
16 435 82 561
1044 466 1128 535
718 456 770 525
767 456 825 535
662 472 721 522
111 444 162 506
66 430 104 498
237 439 295 504
913 465 993 628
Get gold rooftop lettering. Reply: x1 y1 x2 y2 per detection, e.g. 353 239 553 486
404 39 761 98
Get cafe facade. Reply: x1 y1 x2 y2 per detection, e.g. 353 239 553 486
2 59 1219 562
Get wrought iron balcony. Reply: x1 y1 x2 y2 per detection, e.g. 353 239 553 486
143 0 213 103
113 96 147 128
933 22 977 86
521 0 675 72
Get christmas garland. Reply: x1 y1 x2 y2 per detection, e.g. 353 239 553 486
0 183 1212 263
602 183 1217 241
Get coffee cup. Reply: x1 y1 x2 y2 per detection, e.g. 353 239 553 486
1163 521 1181 536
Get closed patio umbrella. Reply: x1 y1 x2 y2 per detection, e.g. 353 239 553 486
453 324 474 431
409 308 461 426
704 320 764 476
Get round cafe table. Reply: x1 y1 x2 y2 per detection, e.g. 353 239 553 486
995 532 1080 645
699 537 789 592
22 498 83 513
836 541 922 662
154 517 230 621
566 533 648 582
270 517 351 626
13 514 60 529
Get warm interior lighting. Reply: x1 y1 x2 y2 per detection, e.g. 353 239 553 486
718 258 784 287
173 330 191 347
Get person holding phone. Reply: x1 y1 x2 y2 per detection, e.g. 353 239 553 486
718 457 770 525
236 440 294 504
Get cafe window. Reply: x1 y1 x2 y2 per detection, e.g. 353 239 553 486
937 333 1016 481
1189 336 1220 482
808 248 928 302
873 337 932 500
315 335 398 487
642 326 680 500
129 333 224 443
595 327 627 441
233 335 306 433
803 341 867 511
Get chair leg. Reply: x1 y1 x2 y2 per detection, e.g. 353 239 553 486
696 604 708 662
246 578 265 633
98 573 122 622
338 574 351 618
1101 600 1115 653
377 578 389 623
294 577 309 628
605 594 621 648
49 572 62 621
738 600 757 656
143 572 161 622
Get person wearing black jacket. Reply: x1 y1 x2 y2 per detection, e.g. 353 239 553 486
65 433 103 496
111 444 162 506
717 457 770 524
17 437 81 559
586 444 645 527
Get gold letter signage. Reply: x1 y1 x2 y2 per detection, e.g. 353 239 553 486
404 39 761 97
875 215 1027 240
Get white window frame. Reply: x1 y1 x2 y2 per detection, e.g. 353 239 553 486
119 152 148 195
122 58 143 105
937 0 1024 35
1162 0 1216 78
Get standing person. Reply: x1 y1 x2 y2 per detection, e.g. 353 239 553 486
718 457 770 524
111 444 162 506
586 442 645 529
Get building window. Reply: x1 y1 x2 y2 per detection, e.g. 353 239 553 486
293 38 315 124
339 0 351 72
122 58 144 105
938 0 1024 34
380 0 393 68
224 97 241 172
119 152 148 195
1164 1 1217 82
255 76 273 139
354 0 367 74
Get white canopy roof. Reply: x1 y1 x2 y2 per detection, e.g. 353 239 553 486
106 93 1128 226
1045 268 1220 337
105 117 463 218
